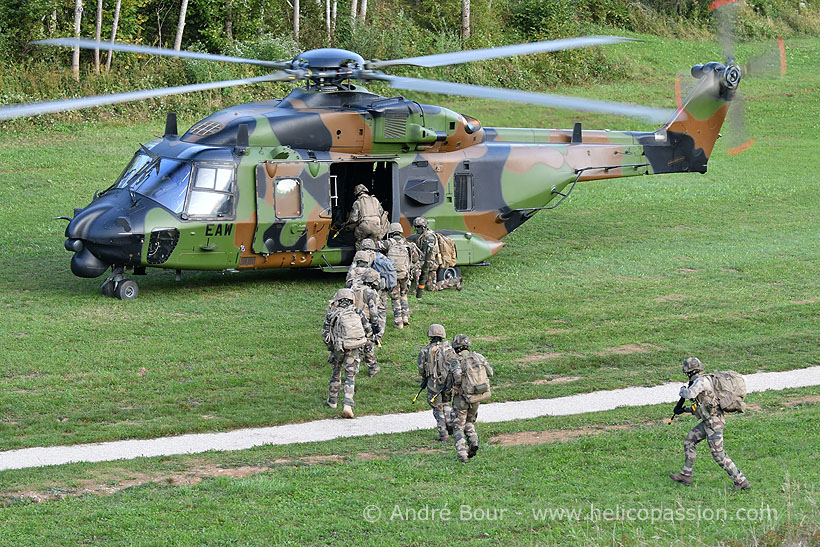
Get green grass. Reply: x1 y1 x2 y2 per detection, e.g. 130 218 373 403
0 387 818 544
0 35 818 453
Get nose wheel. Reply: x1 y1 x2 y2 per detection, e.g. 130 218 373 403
101 266 140 300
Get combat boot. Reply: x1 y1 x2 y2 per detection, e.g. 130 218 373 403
731 479 751 491
394 320 403 329
403 316 410 326
458 452 469 463
368 365 380 377
468 444 479 458
435 431 449 442
343 405 354 419
327 399 337 409
669 472 692 486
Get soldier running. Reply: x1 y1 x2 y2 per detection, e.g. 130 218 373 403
417 324 459 441
322 288 372 419
447 334 494 463
670 357 751 490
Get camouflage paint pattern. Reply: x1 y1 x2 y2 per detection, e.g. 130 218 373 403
64 65 739 280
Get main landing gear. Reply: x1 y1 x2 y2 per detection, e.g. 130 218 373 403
101 266 139 300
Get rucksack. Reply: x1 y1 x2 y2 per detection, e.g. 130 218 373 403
372 254 398 289
330 307 367 351
387 241 411 279
710 371 747 413
460 351 492 403
435 232 457 268
423 343 449 385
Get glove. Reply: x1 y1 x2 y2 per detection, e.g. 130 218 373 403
673 406 684 415
416 285 424 299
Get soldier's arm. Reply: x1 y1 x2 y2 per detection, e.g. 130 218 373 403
322 314 333 348
346 200 361 225
358 309 373 338
417 349 427 378
680 376 709 399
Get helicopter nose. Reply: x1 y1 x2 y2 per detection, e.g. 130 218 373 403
65 238 84 252
70 246 110 278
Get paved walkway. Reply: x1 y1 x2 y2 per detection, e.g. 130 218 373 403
1 366 818 471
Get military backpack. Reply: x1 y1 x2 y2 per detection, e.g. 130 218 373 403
460 351 492 403
710 370 747 413
330 307 367 352
371 254 398 289
423 344 450 385
435 232 458 268
387 241 411 279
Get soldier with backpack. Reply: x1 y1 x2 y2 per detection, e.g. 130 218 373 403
346 250 376 289
382 222 419 328
417 324 460 441
413 217 439 298
345 184 388 247
670 357 751 490
322 288 372 418
352 270 385 377
447 334 494 463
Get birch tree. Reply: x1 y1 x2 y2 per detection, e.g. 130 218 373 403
94 0 102 72
350 0 357 24
461 0 470 40
173 0 189 51
358 0 366 23
72 0 83 81
293 0 300 40
105 0 121 73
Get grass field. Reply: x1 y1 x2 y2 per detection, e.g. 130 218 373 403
0 34 819 543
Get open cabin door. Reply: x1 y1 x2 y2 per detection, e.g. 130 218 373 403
253 161 331 254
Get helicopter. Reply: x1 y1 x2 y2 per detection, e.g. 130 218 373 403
0 35 742 299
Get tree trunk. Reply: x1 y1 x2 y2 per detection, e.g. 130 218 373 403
293 0 300 40
358 0 366 23
105 0 121 73
331 0 337 32
173 0 189 51
325 0 331 45
225 1 233 42
94 0 102 73
72 0 83 82
350 0 357 24
461 0 470 40
50 5 57 36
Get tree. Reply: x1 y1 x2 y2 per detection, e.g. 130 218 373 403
349 0 357 24
94 0 102 72
293 0 300 40
72 0 83 81
358 0 367 23
105 0 121 73
461 0 470 40
174 0 189 51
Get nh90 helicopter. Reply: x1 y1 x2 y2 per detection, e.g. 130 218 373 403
0 35 742 299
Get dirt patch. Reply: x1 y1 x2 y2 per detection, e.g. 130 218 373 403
490 424 633 446
531 376 582 385
791 298 820 305
473 335 504 342
518 352 563 364
596 343 661 356
783 395 820 407
653 294 688 303
677 268 699 273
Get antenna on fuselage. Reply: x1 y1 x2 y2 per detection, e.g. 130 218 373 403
164 112 178 138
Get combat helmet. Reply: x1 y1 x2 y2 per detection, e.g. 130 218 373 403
452 334 471 352
389 222 403 236
413 217 428 232
354 184 369 196
682 357 704 375
427 323 446 339
360 238 376 251
363 270 380 286
353 250 371 265
333 288 355 303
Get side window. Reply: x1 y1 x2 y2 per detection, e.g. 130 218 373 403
274 177 302 218
454 173 474 212
187 164 236 219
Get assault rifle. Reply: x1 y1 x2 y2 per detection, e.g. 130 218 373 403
412 377 428 404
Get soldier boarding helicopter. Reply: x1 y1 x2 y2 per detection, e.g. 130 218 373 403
0 35 742 299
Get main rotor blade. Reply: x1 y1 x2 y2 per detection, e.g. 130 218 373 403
371 75 674 124
34 38 291 69
0 72 299 121
368 36 637 69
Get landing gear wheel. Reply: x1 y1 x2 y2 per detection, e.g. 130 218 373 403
116 280 139 300
101 279 115 298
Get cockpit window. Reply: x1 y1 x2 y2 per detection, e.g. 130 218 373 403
187 164 236 218
133 159 192 214
114 152 152 189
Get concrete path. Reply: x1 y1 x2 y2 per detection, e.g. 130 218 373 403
1 366 818 472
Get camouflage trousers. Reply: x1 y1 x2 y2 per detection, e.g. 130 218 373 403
354 222 382 244
328 349 361 407
362 341 379 376
389 277 410 325
451 395 479 459
419 259 438 291
426 385 452 439
682 416 746 484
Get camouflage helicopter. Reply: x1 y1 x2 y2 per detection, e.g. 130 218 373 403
0 35 742 299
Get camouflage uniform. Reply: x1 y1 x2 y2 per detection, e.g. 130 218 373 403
417 324 459 441
382 223 419 328
353 273 385 377
449 338 494 463
346 250 375 288
413 217 440 297
346 185 385 245
671 357 749 489
322 290 372 416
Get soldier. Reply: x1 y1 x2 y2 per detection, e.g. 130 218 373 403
346 250 375 288
447 334 494 463
352 270 385 377
670 357 751 490
417 324 459 441
345 184 386 246
413 216 439 298
382 222 419 328
322 288 372 419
